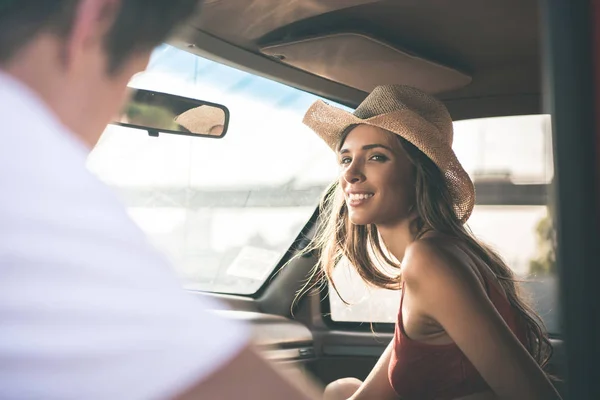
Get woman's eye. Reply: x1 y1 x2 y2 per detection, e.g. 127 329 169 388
339 157 351 165
370 154 389 162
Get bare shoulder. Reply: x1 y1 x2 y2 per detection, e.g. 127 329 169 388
402 236 486 296
402 236 467 280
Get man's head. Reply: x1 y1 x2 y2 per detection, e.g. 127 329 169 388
0 0 200 147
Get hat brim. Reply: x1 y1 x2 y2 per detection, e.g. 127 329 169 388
303 100 475 223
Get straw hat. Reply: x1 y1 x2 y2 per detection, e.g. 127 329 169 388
175 105 225 135
303 85 475 222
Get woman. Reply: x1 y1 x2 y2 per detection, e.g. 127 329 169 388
301 85 561 400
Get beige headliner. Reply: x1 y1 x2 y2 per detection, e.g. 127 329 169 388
175 0 542 120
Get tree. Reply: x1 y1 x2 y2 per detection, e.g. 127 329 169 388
529 213 556 275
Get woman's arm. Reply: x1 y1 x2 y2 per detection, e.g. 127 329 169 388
349 340 400 400
402 240 561 400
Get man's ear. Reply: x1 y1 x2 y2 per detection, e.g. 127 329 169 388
64 0 121 70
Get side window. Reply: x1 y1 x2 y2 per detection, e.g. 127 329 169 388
328 115 560 334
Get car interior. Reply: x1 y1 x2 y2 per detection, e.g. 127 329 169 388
93 1 600 398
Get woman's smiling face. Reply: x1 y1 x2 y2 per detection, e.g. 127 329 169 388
338 125 415 226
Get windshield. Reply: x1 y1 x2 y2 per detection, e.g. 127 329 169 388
88 44 343 294
89 44 554 301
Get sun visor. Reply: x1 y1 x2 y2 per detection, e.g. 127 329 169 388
260 33 472 94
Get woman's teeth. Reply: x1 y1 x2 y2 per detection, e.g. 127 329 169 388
348 193 374 200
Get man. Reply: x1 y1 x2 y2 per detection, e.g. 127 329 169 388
0 1 320 399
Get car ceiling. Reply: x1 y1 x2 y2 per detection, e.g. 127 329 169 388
173 0 542 121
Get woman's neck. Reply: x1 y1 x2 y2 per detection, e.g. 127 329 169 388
376 217 420 262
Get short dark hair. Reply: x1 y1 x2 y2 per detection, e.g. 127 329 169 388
0 0 201 72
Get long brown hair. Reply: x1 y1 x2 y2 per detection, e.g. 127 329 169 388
297 125 553 370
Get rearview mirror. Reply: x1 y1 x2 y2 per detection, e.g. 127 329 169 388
112 88 230 138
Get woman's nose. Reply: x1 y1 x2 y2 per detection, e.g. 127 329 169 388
343 162 365 184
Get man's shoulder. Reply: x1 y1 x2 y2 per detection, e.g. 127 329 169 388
0 77 134 232
0 73 250 400
0 75 164 283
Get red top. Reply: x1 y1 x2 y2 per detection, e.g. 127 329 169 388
388 277 527 400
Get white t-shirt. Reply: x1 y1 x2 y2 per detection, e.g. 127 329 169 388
0 72 248 400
